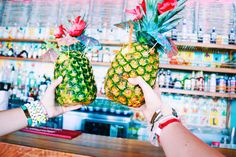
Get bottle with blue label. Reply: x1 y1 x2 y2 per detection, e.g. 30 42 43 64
217 76 226 93
210 27 217 44
197 27 203 43
228 28 235 45
171 27 178 41
158 69 165 88
230 77 236 94
165 70 172 88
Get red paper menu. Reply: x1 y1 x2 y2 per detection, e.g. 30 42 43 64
21 127 82 140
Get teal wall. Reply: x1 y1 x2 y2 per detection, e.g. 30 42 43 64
230 99 236 143
230 100 236 128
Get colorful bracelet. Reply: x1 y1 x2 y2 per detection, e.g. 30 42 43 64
149 107 180 147
21 105 33 126
21 101 48 127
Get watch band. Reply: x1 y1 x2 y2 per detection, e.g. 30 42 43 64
149 107 180 147
150 108 178 124
21 105 33 126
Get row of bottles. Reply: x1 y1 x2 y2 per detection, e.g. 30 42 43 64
86 47 116 63
0 41 231 71
0 26 56 40
171 19 235 45
0 42 47 59
1 22 234 45
0 61 52 102
158 69 236 94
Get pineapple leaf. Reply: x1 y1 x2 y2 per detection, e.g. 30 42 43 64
159 17 182 33
177 0 188 7
154 8 159 24
158 0 186 27
163 17 182 26
161 5 185 26
157 11 170 27
156 45 165 54
44 40 60 54
159 19 181 33
136 31 157 46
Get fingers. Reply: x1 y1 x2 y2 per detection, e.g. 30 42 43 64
128 76 153 94
63 105 82 112
48 76 63 91
129 105 146 112
153 84 162 97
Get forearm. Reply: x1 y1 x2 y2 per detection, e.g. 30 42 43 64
160 122 225 157
0 108 27 136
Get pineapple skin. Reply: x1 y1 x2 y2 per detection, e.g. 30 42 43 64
104 43 159 108
54 44 97 106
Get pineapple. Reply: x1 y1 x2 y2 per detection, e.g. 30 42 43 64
104 0 186 107
54 43 97 106
53 16 97 106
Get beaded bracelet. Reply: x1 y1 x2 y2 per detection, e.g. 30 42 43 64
149 108 180 147
21 101 48 127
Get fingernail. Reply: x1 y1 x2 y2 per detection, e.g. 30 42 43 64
128 78 133 83
58 76 63 81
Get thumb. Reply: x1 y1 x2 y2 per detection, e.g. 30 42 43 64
63 105 82 113
128 76 153 95
153 84 162 97
48 76 63 90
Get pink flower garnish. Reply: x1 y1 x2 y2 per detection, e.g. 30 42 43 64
158 0 177 15
68 16 86 37
125 6 143 21
140 0 146 14
54 25 67 39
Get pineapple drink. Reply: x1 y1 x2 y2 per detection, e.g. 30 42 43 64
104 0 187 107
53 16 97 106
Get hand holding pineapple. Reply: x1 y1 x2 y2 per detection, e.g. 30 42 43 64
40 76 82 118
105 0 186 107
128 76 173 123
53 16 98 106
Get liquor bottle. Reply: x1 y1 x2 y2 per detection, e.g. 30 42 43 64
197 71 204 91
204 74 209 92
197 27 203 43
37 75 47 100
184 76 191 90
228 28 235 45
210 27 217 44
218 76 226 93
191 71 196 91
158 69 165 88
209 74 216 93
165 70 172 88
230 77 235 94
174 74 182 89
171 27 178 41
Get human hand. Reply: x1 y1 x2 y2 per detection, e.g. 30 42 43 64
40 76 82 118
128 76 162 122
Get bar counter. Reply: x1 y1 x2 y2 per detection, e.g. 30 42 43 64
0 131 236 157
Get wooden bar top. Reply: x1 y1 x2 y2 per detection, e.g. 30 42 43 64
0 131 235 157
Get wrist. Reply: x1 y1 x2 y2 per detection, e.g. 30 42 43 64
21 101 49 126
149 107 180 147
40 101 51 118
149 104 177 124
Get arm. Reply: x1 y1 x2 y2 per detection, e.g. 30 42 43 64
128 77 224 157
0 76 81 136
0 108 27 136
160 122 225 157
